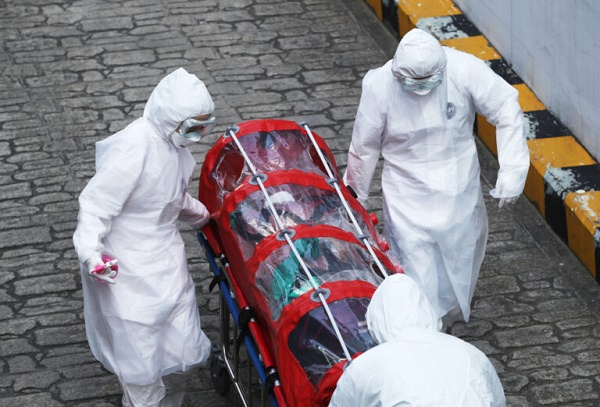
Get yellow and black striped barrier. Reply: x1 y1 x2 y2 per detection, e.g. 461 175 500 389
362 0 600 282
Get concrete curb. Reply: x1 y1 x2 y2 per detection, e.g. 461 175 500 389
362 0 600 283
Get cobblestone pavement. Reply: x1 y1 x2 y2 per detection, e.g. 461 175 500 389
2 0 600 406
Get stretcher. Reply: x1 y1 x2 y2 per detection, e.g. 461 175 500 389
197 119 402 406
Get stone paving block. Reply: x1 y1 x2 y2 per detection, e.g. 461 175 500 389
40 347 97 370
302 68 355 84
562 327 595 340
224 91 283 107
19 297 82 317
0 226 51 249
557 338 600 353
42 200 79 213
243 78 305 91
139 35 190 50
472 296 535 319
203 10 255 23
530 379 598 405
13 274 77 296
0 142 10 157
57 95 127 110
7 355 37 374
58 363 106 379
34 324 87 346
292 100 331 114
576 349 600 362
477 275 521 297
43 109 100 125
5 393 62 407
41 59 106 73
537 297 588 313
449 319 493 338
0 183 32 200
57 376 121 401
254 3 305 16
0 304 14 320
207 56 259 71
266 63 303 77
0 338 37 357
13 370 61 392
571 363 600 377
102 50 156 66
502 373 529 393
508 354 574 371
28 192 72 206
531 308 590 324
80 17 134 32
0 248 57 266
530 367 570 381
212 67 265 81
0 317 36 336
329 105 359 122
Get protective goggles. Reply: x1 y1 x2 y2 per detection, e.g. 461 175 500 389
177 116 217 141
400 71 443 94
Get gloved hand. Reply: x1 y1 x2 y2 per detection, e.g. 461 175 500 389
84 254 119 284
497 195 519 208
209 211 219 223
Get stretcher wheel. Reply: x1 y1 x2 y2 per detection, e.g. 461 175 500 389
210 350 231 396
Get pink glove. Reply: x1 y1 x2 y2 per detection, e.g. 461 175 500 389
84 254 119 284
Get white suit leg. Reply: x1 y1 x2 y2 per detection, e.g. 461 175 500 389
161 369 196 407
121 378 165 407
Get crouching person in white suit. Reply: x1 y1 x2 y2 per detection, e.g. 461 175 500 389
73 68 218 406
329 274 506 407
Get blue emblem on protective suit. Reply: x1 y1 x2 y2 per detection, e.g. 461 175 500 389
446 102 456 119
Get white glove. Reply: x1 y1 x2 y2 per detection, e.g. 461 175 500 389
497 195 519 208
84 254 118 284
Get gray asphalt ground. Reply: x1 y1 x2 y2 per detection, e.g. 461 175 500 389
2 0 600 406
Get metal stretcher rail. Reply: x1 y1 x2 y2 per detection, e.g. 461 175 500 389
225 126 355 363
299 121 389 280
199 232 285 407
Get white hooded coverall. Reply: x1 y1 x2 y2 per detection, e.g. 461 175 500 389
329 274 506 406
343 29 530 322
73 68 212 406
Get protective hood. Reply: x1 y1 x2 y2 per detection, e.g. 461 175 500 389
143 67 214 138
391 28 447 80
366 274 441 343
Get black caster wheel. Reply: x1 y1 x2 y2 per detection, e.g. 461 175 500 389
210 350 231 396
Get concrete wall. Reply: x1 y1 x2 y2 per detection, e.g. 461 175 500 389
453 0 600 160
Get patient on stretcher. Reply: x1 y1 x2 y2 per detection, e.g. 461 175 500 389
256 237 384 320
230 187 372 261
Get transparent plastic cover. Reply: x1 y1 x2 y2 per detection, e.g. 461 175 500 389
288 298 377 387
211 129 335 202
229 184 372 260
255 237 385 319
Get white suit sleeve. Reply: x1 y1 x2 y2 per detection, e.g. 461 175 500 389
468 57 530 198
73 135 144 264
178 192 210 229
468 346 507 407
343 70 387 205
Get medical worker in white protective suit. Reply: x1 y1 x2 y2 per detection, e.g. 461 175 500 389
329 274 506 406
343 28 530 325
73 68 217 407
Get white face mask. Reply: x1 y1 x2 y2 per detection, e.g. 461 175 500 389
400 71 443 96
412 88 434 96
171 132 196 148
171 116 216 148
